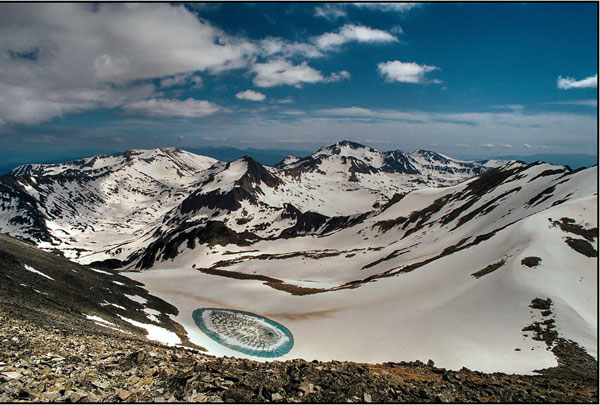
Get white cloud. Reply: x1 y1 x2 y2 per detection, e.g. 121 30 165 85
314 3 419 20
492 104 524 112
324 70 351 83
251 59 351 88
544 99 597 107
0 82 155 125
0 3 255 124
259 38 323 59
500 144 513 148
314 4 348 20
557 74 597 89
123 98 221 118
315 25 397 50
319 107 373 116
252 59 324 88
0 3 405 125
160 73 203 89
261 24 397 60
0 4 255 84
236 90 266 102
353 3 421 13
390 26 404 35
377 61 440 84
482 143 495 148
523 143 532 149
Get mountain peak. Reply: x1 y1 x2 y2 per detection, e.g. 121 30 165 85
317 140 374 155
337 140 368 149
235 155 282 189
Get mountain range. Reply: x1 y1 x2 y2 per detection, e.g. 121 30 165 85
0 141 498 266
0 141 596 376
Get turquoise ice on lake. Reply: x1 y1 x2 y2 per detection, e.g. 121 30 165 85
192 308 294 358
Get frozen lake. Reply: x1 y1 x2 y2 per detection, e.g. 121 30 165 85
193 308 293 358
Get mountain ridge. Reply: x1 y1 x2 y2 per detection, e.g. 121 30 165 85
1 142 502 264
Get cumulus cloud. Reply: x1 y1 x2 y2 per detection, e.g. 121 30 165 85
0 3 255 84
251 59 352 88
258 25 399 60
252 59 324 88
557 74 597 89
1 4 398 124
0 82 155 125
0 3 255 124
259 38 323 59
0 3 408 125
123 98 221 118
236 90 266 102
523 143 532 148
377 61 440 83
314 25 397 50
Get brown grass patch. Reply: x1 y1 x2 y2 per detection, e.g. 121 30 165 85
364 364 442 382
264 281 328 296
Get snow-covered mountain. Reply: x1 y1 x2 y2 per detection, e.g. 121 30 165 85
1 148 216 261
0 142 498 265
273 140 497 215
0 141 596 374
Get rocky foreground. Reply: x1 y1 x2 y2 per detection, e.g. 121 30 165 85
0 313 597 403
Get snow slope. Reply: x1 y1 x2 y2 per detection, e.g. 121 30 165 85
126 161 597 374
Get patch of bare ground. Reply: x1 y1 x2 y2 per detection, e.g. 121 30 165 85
527 185 556 207
550 217 598 242
210 249 353 269
528 168 567 182
263 281 328 296
471 259 506 279
197 268 328 296
565 237 598 257
524 298 598 385
521 256 542 267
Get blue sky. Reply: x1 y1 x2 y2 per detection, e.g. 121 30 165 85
0 2 597 162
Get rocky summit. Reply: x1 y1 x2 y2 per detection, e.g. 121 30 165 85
0 314 598 403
